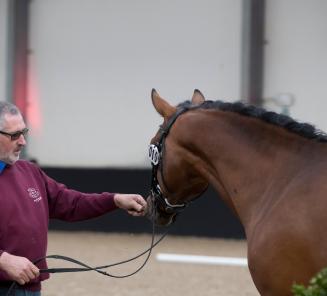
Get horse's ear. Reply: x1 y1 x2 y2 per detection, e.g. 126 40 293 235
151 89 176 117
191 89 205 105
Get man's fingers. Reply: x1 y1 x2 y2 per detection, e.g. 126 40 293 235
25 266 39 280
17 278 25 285
128 205 146 216
133 202 146 213
114 194 147 216
135 195 147 205
133 196 147 212
16 264 39 285
127 210 143 216
16 272 29 285
31 264 40 278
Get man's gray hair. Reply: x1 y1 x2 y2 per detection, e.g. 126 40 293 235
0 101 21 129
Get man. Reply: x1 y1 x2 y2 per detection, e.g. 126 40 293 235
0 101 147 295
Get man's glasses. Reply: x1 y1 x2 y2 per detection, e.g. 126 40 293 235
0 128 29 141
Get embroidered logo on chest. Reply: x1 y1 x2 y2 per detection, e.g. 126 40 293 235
27 187 42 203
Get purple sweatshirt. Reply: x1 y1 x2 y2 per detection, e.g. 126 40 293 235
0 160 118 291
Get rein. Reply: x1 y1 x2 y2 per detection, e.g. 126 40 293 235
5 216 169 296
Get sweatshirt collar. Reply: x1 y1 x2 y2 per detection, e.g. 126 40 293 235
0 161 6 174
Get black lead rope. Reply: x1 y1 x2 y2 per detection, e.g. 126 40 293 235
5 219 169 296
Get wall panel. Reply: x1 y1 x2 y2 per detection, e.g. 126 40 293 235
27 0 242 167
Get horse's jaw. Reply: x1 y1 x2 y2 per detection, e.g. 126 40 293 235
146 196 175 226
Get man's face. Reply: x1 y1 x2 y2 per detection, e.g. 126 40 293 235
0 113 27 164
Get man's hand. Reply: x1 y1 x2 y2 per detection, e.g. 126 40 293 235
0 252 40 285
114 194 147 216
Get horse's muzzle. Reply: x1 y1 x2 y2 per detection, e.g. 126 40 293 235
146 194 176 226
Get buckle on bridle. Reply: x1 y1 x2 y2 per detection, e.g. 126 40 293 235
151 185 186 214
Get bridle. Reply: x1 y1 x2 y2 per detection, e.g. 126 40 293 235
148 105 193 215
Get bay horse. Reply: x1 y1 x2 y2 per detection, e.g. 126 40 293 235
146 89 327 296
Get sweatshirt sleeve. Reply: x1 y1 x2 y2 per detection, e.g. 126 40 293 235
39 169 118 221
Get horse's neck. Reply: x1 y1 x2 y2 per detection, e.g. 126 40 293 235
181 109 313 228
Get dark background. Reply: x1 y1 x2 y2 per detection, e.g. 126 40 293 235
44 167 245 239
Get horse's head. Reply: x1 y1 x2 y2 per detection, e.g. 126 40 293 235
146 89 209 226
